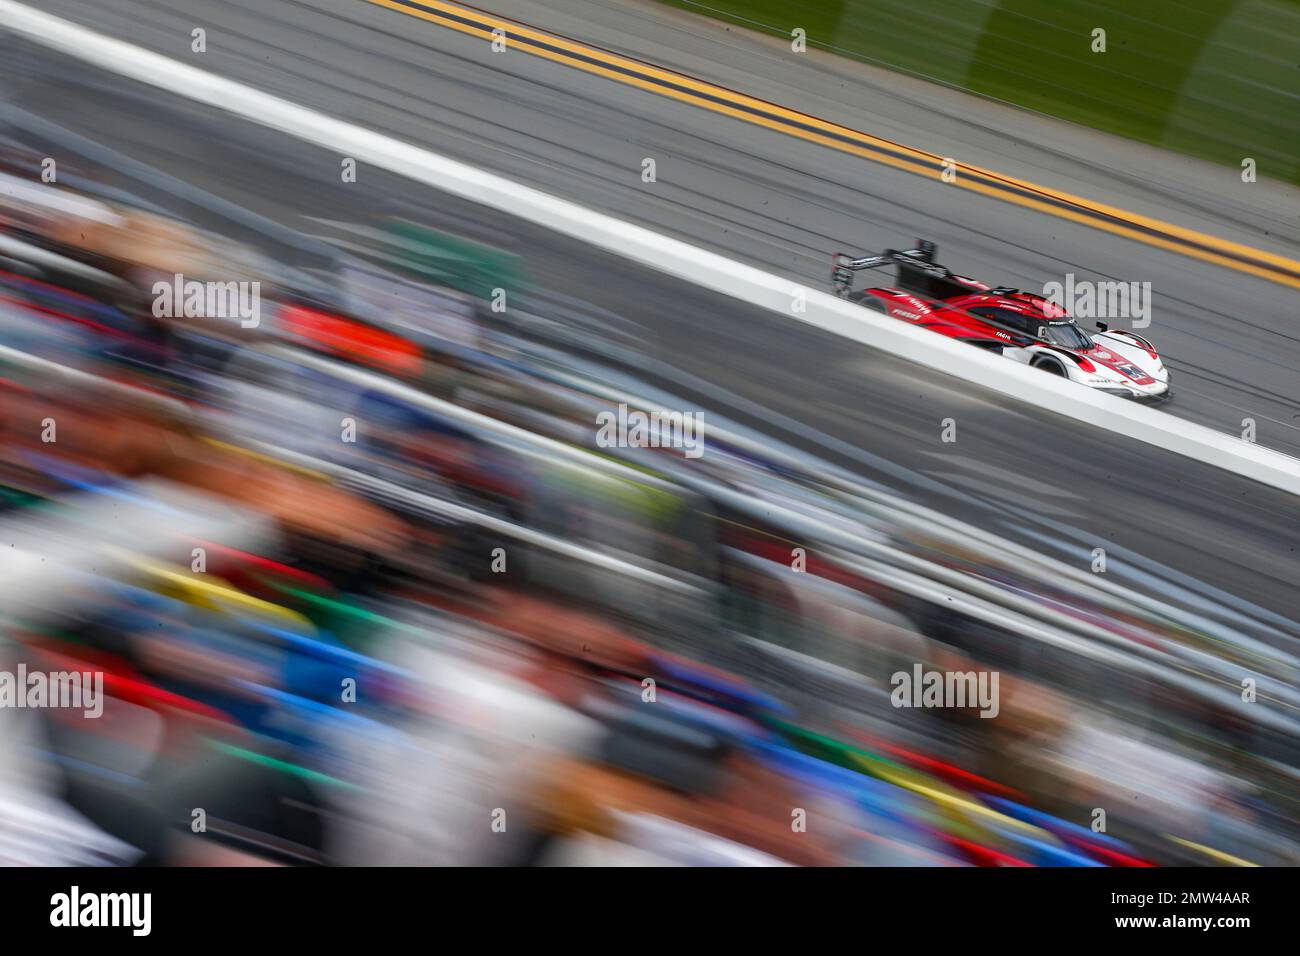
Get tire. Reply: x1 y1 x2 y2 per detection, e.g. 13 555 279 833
1032 358 1067 376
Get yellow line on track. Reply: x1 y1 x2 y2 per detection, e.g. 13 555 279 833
365 0 1300 290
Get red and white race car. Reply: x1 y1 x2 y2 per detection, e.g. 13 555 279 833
832 240 1170 402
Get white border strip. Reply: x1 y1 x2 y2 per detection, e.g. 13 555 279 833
4 0 1299 495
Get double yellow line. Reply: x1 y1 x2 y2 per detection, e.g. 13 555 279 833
367 0 1300 290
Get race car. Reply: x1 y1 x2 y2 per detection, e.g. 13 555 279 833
831 240 1170 402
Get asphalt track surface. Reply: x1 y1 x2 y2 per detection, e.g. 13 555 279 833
1 0 1298 628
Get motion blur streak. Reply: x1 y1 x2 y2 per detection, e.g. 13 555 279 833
2 0 1297 495
0 0 1296 868
365 0 1300 289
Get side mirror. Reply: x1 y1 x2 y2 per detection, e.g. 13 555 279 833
1096 322 1109 332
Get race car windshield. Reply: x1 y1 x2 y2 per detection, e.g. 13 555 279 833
1041 322 1092 350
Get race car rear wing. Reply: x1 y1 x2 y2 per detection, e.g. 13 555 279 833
831 240 935 292
832 239 972 301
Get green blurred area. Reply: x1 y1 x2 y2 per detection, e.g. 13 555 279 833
383 219 526 301
660 0 1300 184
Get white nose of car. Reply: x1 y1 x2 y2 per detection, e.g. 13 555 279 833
1086 330 1170 401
